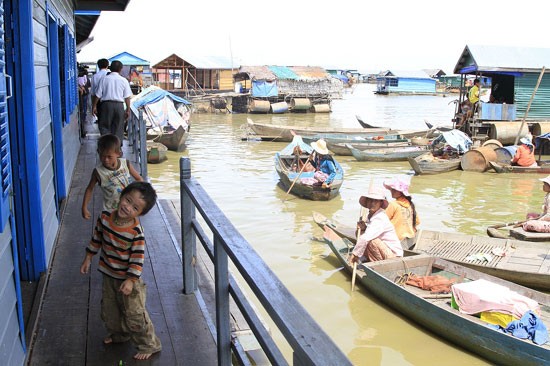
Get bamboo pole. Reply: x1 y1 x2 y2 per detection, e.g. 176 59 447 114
514 66 545 145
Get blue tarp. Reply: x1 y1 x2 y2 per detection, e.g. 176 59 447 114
252 80 278 97
132 87 191 110
332 74 349 83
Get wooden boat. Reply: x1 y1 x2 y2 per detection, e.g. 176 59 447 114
326 140 411 156
489 161 550 174
275 137 344 201
488 225 550 242
347 144 428 162
355 115 381 128
247 119 429 142
323 226 550 366
413 230 550 291
408 152 462 175
147 125 189 152
313 211 550 290
146 141 168 164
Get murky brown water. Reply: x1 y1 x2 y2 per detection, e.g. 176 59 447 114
147 84 544 365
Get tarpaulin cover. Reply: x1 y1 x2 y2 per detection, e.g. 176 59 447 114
252 80 278 97
431 129 472 153
332 74 349 83
132 86 191 110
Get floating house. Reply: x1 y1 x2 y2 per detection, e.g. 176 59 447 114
0 1 130 364
151 54 237 95
109 51 152 92
454 44 550 120
375 70 437 95
232 65 342 113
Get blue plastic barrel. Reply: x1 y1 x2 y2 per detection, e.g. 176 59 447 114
494 145 518 164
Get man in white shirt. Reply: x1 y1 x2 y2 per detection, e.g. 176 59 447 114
91 58 109 125
92 60 132 143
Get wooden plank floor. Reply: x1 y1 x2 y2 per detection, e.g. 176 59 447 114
26 128 217 365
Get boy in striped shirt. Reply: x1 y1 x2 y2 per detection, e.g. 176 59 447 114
80 181 161 360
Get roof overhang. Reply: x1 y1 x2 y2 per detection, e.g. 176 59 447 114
75 1 131 50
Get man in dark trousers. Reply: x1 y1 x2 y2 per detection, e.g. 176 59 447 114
92 60 132 144
91 58 109 124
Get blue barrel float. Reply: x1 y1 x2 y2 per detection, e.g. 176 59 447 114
494 145 518 164
270 102 289 114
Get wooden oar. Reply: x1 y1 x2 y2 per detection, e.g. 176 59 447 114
486 219 529 238
351 208 365 292
283 155 311 201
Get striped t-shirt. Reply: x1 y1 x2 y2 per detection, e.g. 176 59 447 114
86 211 145 281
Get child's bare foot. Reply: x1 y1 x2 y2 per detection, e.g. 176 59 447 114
103 337 113 345
133 352 152 360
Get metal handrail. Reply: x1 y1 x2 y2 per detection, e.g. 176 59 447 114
179 157 351 366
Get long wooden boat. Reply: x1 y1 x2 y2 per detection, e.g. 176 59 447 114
355 115 381 128
408 152 462 175
347 144 428 162
146 141 168 164
327 140 411 156
489 161 550 174
323 226 550 366
147 125 189 152
413 229 550 291
313 211 550 290
275 137 344 201
247 119 429 142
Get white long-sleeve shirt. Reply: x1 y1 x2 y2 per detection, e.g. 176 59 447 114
352 208 403 257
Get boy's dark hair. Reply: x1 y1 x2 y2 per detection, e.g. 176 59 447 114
120 182 157 215
97 134 121 154
97 58 109 69
109 60 123 73
474 78 480 84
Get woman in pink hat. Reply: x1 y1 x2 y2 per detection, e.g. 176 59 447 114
383 176 420 249
350 185 402 263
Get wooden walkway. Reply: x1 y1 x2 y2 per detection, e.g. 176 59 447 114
26 131 218 365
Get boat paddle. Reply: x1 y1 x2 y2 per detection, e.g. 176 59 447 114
351 207 365 292
283 154 311 201
486 219 529 238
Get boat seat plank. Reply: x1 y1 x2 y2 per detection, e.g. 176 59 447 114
419 239 508 268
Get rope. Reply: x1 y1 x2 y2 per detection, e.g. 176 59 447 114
394 258 413 286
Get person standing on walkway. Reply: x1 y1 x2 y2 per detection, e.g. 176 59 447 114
468 78 481 116
92 60 132 143
80 181 162 361
91 58 110 124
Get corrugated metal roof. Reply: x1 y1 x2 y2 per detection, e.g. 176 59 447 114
269 66 299 80
179 55 239 69
109 51 150 66
383 70 433 79
454 45 550 74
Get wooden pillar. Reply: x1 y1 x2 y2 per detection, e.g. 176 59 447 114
214 235 231 366
180 157 196 294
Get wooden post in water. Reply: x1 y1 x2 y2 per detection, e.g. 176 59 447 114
180 157 196 294
514 66 545 145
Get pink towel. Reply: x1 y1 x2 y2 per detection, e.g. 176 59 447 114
451 279 539 319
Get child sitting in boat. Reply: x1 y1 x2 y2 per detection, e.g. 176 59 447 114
523 175 550 233
383 176 420 249
511 136 538 168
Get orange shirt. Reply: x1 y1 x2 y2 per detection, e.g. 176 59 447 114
385 197 420 241
512 144 536 167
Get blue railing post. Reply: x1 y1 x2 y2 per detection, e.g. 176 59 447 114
127 109 134 146
214 235 231 366
180 157 196 294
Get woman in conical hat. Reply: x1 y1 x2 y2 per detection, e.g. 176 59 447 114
383 175 420 250
350 183 402 263
310 139 337 189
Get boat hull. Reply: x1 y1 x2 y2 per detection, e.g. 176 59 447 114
408 153 461 175
323 227 550 366
348 144 428 162
147 125 188 152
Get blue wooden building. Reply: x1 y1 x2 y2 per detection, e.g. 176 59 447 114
375 70 437 95
0 1 130 364
454 44 550 121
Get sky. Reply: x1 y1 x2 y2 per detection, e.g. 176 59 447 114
77 0 550 74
